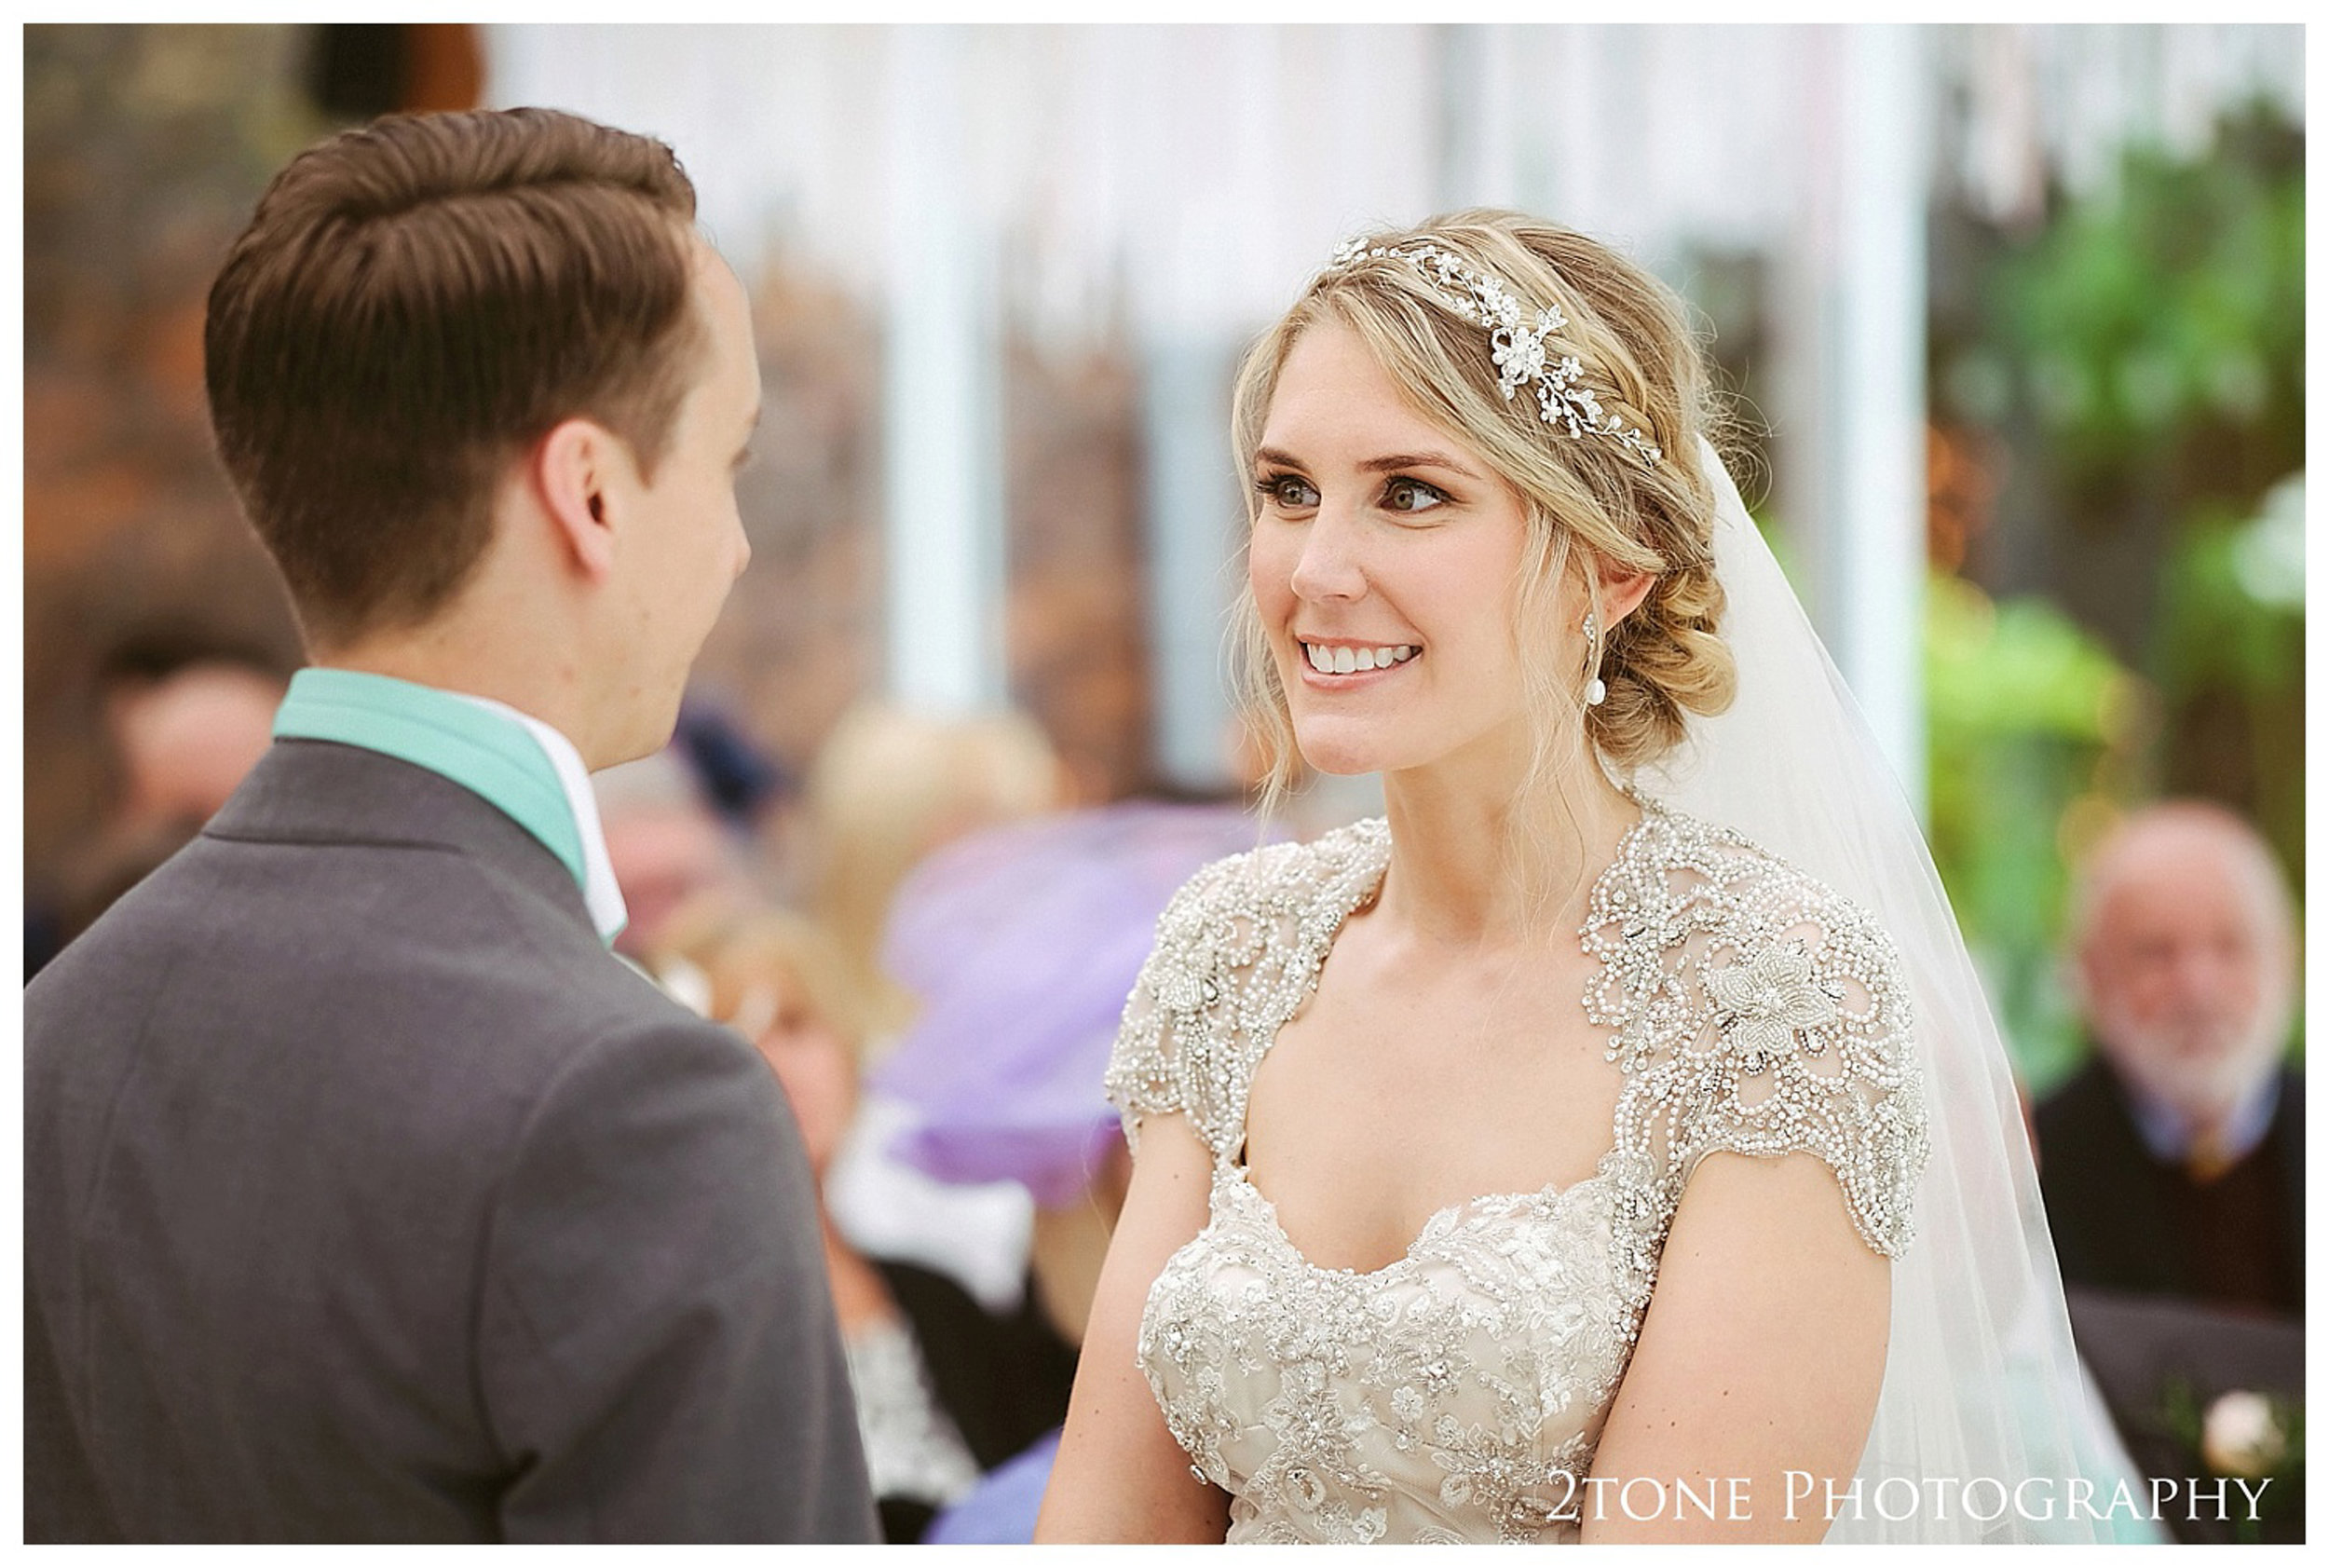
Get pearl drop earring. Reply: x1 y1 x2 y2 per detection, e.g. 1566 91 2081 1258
1582 612 1607 707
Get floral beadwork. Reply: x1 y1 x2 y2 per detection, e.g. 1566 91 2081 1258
1105 796 1927 1544
1706 939 1843 1075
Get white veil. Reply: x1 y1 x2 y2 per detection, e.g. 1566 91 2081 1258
1632 439 2159 1544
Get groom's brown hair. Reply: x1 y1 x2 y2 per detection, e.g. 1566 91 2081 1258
204 106 704 648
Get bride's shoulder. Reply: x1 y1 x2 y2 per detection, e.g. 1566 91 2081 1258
1109 819 1389 1152
1622 798 1902 964
1155 815 1390 935
1597 798 1918 1079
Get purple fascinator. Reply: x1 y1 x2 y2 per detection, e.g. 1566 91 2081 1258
871 800 1269 1207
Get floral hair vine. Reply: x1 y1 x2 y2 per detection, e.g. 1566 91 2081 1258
1329 238 1664 467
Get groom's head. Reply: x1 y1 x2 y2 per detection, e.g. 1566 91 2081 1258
205 107 759 765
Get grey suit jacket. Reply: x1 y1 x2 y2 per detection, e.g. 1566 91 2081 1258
23 739 878 1542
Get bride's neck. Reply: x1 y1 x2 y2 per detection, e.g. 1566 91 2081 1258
1377 757 1639 948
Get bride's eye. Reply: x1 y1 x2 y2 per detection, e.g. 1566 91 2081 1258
1382 476 1449 514
1256 471 1319 511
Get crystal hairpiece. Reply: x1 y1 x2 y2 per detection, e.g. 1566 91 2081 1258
1330 238 1664 466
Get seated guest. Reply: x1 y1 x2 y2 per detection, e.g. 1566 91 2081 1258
652 905 1078 1543
97 626 291 831
2036 800 2302 1317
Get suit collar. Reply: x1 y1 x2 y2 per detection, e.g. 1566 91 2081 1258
207 739 595 937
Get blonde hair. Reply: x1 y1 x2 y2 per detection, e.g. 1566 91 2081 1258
803 702 1065 1039
1230 211 1737 826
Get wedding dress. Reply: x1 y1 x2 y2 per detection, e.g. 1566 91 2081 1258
1106 798 1922 1544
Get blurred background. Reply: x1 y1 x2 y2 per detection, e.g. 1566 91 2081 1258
22 21 2303 1084
19 24 2305 1539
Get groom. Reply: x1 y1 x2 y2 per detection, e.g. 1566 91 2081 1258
23 109 876 1542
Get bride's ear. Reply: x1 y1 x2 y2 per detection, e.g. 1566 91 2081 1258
1599 563 1656 628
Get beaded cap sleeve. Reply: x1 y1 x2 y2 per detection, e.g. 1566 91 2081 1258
1104 821 1391 1162
1586 804 1927 1261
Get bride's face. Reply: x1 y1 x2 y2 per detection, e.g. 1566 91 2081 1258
1248 320 1543 781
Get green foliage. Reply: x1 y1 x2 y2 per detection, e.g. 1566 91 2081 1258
1926 573 2132 744
1948 104 2304 506
2155 478 2305 702
1924 572 2139 1092
1924 102 2304 1084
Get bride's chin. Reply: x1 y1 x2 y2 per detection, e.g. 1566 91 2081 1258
1289 725 1394 778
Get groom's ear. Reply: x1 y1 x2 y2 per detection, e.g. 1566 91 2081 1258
530 416 629 581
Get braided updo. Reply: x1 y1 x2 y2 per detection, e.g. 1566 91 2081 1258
1231 210 1737 806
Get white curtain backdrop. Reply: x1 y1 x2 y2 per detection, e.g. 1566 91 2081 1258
484 24 2301 787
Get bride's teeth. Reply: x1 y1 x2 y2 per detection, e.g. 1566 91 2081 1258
1302 641 1418 674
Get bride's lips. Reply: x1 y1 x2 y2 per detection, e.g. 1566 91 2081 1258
1292 637 1423 689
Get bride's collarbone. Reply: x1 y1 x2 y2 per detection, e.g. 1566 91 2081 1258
1241 970 1624 1272
1264 926 1613 1104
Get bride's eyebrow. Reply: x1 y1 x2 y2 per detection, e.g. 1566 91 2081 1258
1357 451 1482 480
1252 445 1483 481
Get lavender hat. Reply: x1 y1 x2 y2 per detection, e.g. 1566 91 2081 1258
871 799 1267 1207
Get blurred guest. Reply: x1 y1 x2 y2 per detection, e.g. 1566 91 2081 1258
803 702 1069 1039
2036 801 2302 1316
28 626 290 975
801 703 1073 1316
107 653 288 828
923 1429 1063 1547
671 692 793 831
670 692 809 897
592 747 756 960
869 798 1269 1542
653 904 1077 1543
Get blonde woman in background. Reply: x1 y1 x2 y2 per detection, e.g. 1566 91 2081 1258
794 702 1075 1322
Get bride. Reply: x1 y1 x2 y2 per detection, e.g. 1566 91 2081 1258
1036 212 2139 1544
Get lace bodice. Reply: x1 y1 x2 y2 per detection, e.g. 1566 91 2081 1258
1103 799 1928 1544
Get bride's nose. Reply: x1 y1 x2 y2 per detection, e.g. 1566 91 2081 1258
1288 508 1368 604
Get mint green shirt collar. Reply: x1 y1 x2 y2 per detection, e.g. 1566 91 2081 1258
272 668 627 946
